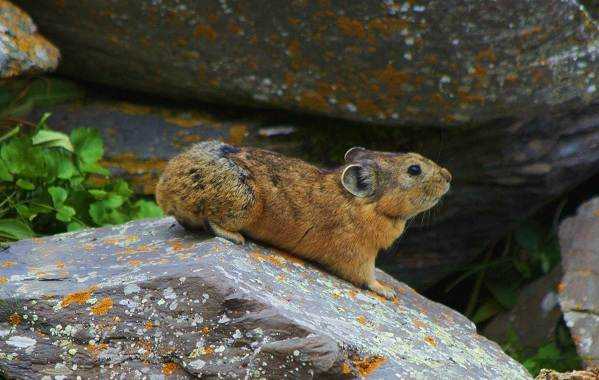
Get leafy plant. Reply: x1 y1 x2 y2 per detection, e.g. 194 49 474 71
0 114 162 241
502 324 582 376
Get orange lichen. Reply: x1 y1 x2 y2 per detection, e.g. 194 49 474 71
413 319 426 329
288 17 302 26
227 20 243 36
298 90 329 111
356 99 381 117
348 290 358 299
353 356 387 377
8 313 21 326
123 244 155 255
194 24 217 40
101 154 166 175
376 65 410 95
340 362 352 374
145 320 154 330
86 342 108 357
61 286 98 308
162 362 178 375
356 316 367 325
201 326 211 334
91 297 113 316
368 18 409 36
103 235 140 246
505 73 519 82
167 239 195 252
337 16 366 38
476 48 496 62
1 260 14 268
250 250 286 267
128 259 142 267
55 261 65 269
424 336 437 347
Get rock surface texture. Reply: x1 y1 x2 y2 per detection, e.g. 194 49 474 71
0 0 59 78
558 197 599 368
13 0 599 125
0 218 531 379
28 99 599 287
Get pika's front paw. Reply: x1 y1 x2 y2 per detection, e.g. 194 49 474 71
368 280 396 300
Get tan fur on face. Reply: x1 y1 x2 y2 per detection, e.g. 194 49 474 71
156 141 451 299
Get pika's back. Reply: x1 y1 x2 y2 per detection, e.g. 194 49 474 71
155 141 256 230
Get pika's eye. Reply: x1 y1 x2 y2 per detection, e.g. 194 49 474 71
407 164 421 176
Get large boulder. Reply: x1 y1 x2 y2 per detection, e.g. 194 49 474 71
27 97 599 287
0 0 59 78
558 197 599 368
13 0 599 126
0 218 531 379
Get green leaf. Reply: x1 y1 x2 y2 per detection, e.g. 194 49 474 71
113 180 133 198
103 194 124 209
56 205 76 222
89 202 107 225
0 159 13 181
79 161 110 176
48 186 68 207
88 189 108 200
134 199 163 219
1 137 29 175
67 221 85 232
71 128 103 164
36 112 52 128
514 222 541 251
32 129 74 152
69 176 85 187
0 218 35 240
57 159 76 179
16 178 35 190
472 299 502 323
0 126 19 144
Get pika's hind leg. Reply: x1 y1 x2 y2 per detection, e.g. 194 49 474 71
206 220 245 245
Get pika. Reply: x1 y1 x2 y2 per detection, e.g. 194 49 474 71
156 141 451 299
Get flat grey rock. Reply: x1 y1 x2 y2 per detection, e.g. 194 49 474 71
558 197 599 367
13 0 598 125
0 218 530 379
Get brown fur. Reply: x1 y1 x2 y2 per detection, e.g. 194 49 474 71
156 141 452 299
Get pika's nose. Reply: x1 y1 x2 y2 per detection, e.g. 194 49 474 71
440 168 452 183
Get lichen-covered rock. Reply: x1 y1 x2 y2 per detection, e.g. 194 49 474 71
558 197 599 368
13 0 599 126
0 218 531 379
27 98 599 288
0 0 59 78
536 367 599 380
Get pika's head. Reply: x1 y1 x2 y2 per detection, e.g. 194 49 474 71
341 147 452 219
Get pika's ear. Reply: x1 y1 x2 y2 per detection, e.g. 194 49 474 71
341 164 376 197
344 146 366 162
